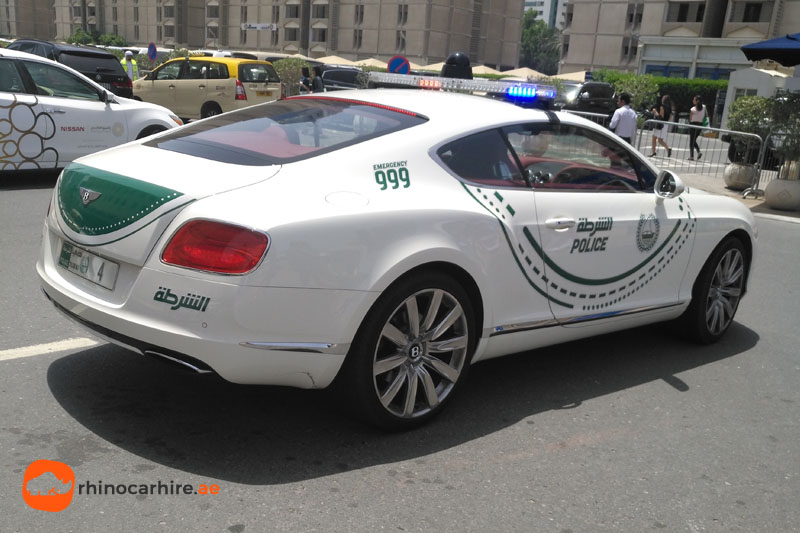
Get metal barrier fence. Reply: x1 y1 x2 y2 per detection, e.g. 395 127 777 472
561 110 612 128
746 131 788 198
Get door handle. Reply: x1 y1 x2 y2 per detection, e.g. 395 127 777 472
198 84 205 89
168 84 176 89
545 217 576 230
45 108 66 114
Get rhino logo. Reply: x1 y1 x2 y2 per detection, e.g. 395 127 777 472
25 471 73 495
22 460 75 512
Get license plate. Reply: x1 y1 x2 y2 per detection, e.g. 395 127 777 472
256 90 272 96
57 240 119 290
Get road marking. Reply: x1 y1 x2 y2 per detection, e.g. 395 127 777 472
0 338 100 362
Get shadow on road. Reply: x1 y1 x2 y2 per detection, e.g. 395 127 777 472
47 322 758 484
0 169 60 190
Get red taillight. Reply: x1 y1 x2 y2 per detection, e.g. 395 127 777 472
162 220 268 274
113 78 133 89
235 79 247 100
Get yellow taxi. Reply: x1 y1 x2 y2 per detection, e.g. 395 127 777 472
133 56 282 120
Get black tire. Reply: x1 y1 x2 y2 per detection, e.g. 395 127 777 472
201 103 222 119
135 125 167 140
681 236 747 344
340 272 476 431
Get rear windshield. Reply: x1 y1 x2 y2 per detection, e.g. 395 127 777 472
60 52 124 75
238 63 280 83
145 97 428 166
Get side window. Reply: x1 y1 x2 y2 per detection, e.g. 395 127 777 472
155 62 181 80
437 129 525 187
0 59 25 93
206 62 227 79
507 123 652 191
181 61 207 80
21 60 101 101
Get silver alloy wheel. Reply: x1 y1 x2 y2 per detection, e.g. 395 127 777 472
705 247 744 336
372 288 469 419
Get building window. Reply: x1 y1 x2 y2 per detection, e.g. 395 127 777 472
157 26 162 40
734 88 758 100
113 24 118 34
87 5 96 17
112 6 117 20
561 35 569 58
312 4 327 18
311 28 327 42
272 5 279 23
165 24 175 37
729 1 771 22
207 26 218 39
164 5 174 18
396 30 406 52
133 6 138 22
398 4 408 25
666 2 704 22
72 5 81 17
565 7 573 27
285 27 299 41
355 4 364 25
271 30 279 46
157 6 162 21
353 29 362 49
207 4 219 18
134 25 139 40
286 5 299 18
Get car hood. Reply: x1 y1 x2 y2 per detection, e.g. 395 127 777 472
53 144 280 266
111 95 175 117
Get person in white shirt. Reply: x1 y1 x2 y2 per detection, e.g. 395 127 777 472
609 92 637 145
688 95 707 160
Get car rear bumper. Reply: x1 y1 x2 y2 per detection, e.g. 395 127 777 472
36 227 376 389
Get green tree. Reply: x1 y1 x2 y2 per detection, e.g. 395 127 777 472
614 75 659 112
273 57 312 96
519 10 560 76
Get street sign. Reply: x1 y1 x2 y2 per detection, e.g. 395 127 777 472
147 42 157 61
241 23 277 31
388 55 411 75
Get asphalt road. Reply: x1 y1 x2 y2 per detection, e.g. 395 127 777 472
1 171 799 532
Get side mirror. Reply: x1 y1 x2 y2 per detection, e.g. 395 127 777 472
654 169 685 198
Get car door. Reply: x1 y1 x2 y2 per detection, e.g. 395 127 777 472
0 57 55 170
171 60 210 118
512 122 694 325
437 128 556 328
19 58 129 165
136 60 181 113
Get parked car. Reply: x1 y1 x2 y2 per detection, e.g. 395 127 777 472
319 65 363 91
555 81 616 116
133 56 282 120
6 39 134 98
37 85 756 430
0 48 181 172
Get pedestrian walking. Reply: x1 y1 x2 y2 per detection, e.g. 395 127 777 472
649 94 674 158
688 95 708 161
609 92 637 145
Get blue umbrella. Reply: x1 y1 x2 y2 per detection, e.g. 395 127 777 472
741 33 800 67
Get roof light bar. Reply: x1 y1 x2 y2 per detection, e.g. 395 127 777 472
368 72 556 105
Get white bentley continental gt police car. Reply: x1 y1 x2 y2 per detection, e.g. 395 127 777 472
36 81 756 429
0 48 182 172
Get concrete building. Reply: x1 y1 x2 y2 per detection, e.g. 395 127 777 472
525 0 568 28
0 0 56 40
44 0 524 70
560 0 800 77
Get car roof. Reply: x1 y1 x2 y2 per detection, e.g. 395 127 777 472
297 88 583 137
0 47 109 89
163 56 274 67
10 38 116 57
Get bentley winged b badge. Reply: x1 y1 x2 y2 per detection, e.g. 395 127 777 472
79 187 101 206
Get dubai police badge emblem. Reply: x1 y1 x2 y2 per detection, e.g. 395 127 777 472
636 214 660 252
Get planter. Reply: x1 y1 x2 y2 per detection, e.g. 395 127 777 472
764 161 800 211
723 163 758 191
